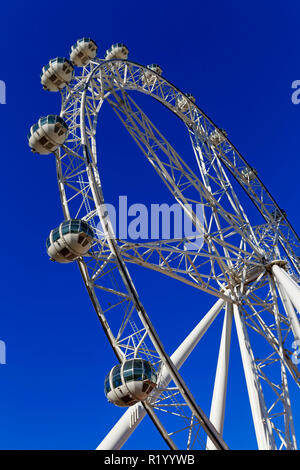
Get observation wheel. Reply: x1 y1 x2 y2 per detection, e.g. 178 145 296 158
28 38 300 450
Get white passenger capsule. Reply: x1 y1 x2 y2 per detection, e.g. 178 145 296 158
46 219 94 263
40 58 74 92
27 115 68 155
105 43 129 60
241 167 257 182
142 64 162 85
70 38 98 66
176 93 196 112
209 128 227 147
104 359 157 407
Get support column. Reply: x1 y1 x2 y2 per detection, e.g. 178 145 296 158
97 297 225 450
272 265 300 341
206 302 233 450
233 304 275 450
268 274 298 450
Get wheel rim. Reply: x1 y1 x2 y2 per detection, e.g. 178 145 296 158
40 57 300 450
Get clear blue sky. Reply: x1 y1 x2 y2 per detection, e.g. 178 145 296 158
0 0 300 450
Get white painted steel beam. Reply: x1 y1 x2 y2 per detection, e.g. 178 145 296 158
272 265 300 340
206 302 233 450
233 304 275 450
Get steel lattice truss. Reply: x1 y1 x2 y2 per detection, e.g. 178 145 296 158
49 58 300 450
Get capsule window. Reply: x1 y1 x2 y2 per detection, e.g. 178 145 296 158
80 221 88 231
70 221 81 233
57 117 67 127
123 368 134 383
142 383 150 393
59 247 70 257
133 359 143 368
133 361 143 381
104 374 111 394
143 362 153 381
47 116 57 124
133 372 143 381
78 235 89 247
112 365 122 388
123 360 134 371
80 222 93 237
120 395 134 405
61 223 70 235
52 228 60 242
54 124 65 136
39 136 48 146
78 234 88 246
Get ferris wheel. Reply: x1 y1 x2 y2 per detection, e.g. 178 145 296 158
28 38 300 450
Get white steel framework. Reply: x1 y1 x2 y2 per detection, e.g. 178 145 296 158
33 52 300 450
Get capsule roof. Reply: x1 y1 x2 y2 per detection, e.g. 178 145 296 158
106 42 128 52
40 57 74 77
70 37 97 52
46 219 94 249
27 115 68 140
105 43 128 54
